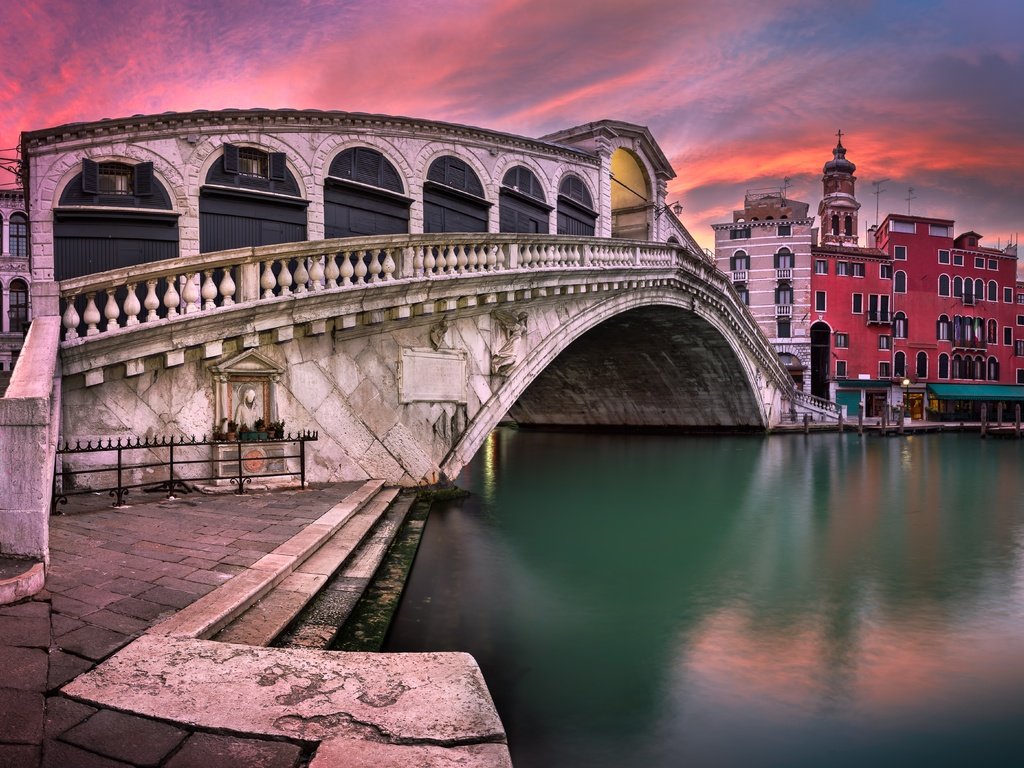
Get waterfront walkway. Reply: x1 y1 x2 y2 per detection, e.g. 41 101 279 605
0 484 508 767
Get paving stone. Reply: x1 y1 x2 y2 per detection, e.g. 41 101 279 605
0 600 50 619
0 688 44 744
106 597 169 621
103 577 155 596
137 586 195 609
55 625 130 662
165 732 303 768
44 695 97 739
46 650 94 691
183 570 233 587
61 585 124 609
0 646 48 691
0 744 40 768
0 616 50 648
81 609 149 636
50 594 101 620
60 708 187 767
51 614 86 639
309 737 513 768
154 576 213 596
42 739 133 768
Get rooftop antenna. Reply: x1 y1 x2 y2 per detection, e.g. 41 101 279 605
781 176 792 201
905 187 916 215
872 179 889 226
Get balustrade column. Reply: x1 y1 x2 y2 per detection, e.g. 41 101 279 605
124 283 141 326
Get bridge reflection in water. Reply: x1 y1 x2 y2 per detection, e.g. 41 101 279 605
385 428 1024 768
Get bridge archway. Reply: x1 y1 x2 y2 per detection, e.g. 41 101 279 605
443 292 768 480
610 148 652 240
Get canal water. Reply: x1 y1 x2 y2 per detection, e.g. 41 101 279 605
384 429 1024 767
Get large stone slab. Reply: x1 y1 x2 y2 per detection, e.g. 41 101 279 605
310 737 512 768
63 636 506 746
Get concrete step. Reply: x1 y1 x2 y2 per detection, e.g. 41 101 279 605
212 486 401 646
275 493 415 650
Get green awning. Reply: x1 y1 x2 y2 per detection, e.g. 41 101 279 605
926 383 1024 402
836 379 891 389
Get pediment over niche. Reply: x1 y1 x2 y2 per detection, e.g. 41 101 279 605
209 349 284 378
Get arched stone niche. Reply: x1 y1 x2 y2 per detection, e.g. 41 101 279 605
209 350 283 432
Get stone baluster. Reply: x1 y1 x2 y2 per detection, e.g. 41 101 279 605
399 246 414 279
201 271 218 310
163 277 180 319
339 251 355 285
367 250 382 283
83 294 101 336
309 255 325 290
324 253 340 288
446 245 459 274
277 259 293 296
104 291 121 331
466 244 479 272
381 249 396 281
260 260 277 299
144 280 160 322
353 251 368 284
219 267 236 306
293 258 309 295
124 283 141 326
62 296 81 340
182 273 201 314
455 245 468 274
423 247 436 276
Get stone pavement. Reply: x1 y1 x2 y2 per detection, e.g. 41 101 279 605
0 483 508 767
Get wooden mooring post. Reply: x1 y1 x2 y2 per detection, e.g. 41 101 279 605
1016 404 1021 437
997 402 1004 426
980 404 987 438
803 414 810 434
858 404 864 436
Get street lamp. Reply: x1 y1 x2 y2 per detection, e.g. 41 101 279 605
654 201 684 219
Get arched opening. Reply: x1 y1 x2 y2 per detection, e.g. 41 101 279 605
54 160 179 279
556 174 597 236
423 155 490 233
916 351 928 378
500 166 550 234
7 278 28 334
610 148 651 239
199 145 307 253
894 351 906 378
324 147 411 238
810 322 832 399
778 352 804 389
9 213 27 258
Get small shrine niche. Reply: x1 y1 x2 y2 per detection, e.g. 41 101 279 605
209 350 284 433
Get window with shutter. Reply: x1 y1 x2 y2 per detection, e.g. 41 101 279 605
133 162 153 196
82 158 100 193
223 144 240 174
270 152 287 182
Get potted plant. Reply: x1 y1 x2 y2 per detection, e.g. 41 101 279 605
253 418 269 440
226 420 238 441
269 420 285 439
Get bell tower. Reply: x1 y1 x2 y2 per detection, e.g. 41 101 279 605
818 131 861 246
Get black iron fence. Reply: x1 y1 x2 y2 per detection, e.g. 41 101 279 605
52 431 318 514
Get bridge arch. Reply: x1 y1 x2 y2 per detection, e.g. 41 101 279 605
442 289 768 480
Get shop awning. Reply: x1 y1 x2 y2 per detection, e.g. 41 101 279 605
926 383 1024 401
835 379 892 389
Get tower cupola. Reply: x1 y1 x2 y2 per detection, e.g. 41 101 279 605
818 131 861 246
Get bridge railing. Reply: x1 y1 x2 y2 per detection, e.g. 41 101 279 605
58 234 702 341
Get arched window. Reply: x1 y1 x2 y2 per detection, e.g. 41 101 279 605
844 215 853 236
988 280 998 302
939 274 950 297
500 166 550 234
730 250 749 271
939 353 949 379
556 173 596 236
894 351 906 377
953 276 963 298
893 311 908 339
775 283 793 304
988 356 999 381
975 355 985 380
895 270 907 293
424 156 489 233
975 279 985 302
324 147 410 239
831 214 839 235
9 213 28 258
774 248 793 269
952 354 962 379
987 319 998 345
7 278 28 333
964 355 975 379
937 314 950 341
916 351 928 379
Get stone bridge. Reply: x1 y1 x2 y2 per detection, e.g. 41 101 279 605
49 232 835 489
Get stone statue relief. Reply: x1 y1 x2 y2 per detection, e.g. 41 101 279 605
429 314 452 351
491 309 528 376
232 385 263 429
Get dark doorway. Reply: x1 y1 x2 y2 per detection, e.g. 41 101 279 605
810 322 831 399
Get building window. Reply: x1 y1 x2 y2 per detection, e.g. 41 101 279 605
894 245 907 260
917 351 928 379
1018 369 1024 384
778 224 791 236
815 291 826 312
988 281 998 302
7 279 29 331
836 261 850 276
879 361 891 378
736 286 749 305
836 360 847 378
953 253 964 266
894 270 907 293
939 354 949 379
987 319 998 344
988 357 999 381
815 259 828 275
9 213 28 258
880 263 892 279
238 147 270 177
777 318 791 338
975 256 986 269
894 351 906 377
988 258 998 271
1018 315 1024 326
938 249 950 264
852 262 865 277
937 315 951 341
1005 326 1013 346
845 215 853 236
730 250 749 271
893 312 908 339
730 227 751 240
98 162 133 194
852 293 863 314
929 223 952 237
776 284 793 304
774 249 794 269
954 276 964 298
835 332 849 348
831 214 840 235
939 274 950 296
1004 287 1013 304
891 220 915 233
1017 340 1024 356
879 335 891 350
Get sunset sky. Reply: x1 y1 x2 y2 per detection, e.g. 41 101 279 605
1 0 1021 253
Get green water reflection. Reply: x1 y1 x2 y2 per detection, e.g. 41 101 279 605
384 430 1024 767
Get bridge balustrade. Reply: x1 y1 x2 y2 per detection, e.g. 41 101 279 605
57 234 704 341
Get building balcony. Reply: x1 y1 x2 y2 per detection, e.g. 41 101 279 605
952 338 987 351
776 268 792 280
731 269 748 282
866 310 891 324
961 293 976 306
776 304 793 317
1014 340 1024 356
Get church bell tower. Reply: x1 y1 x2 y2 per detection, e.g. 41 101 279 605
818 131 861 246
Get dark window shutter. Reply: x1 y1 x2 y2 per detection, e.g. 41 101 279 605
82 158 99 193
355 149 379 186
134 162 154 196
269 152 287 181
381 162 403 193
223 144 239 174
427 158 447 184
